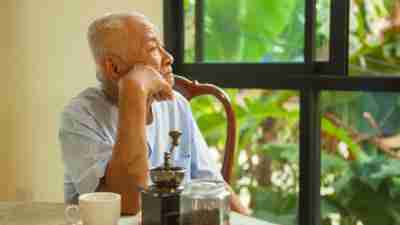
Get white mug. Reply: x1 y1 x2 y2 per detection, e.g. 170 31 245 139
65 192 121 225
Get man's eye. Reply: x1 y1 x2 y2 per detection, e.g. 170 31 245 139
149 47 158 52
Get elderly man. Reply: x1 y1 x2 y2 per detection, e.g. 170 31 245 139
59 12 248 215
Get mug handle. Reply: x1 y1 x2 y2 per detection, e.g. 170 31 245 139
65 204 81 225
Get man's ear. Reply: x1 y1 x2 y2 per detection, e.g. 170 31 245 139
102 55 131 81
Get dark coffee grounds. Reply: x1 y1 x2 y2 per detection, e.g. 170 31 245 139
181 208 229 225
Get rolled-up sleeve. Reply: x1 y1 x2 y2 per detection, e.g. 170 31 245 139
59 114 112 202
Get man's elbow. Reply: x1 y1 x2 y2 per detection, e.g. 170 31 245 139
97 180 142 215
100 155 149 215
120 190 141 215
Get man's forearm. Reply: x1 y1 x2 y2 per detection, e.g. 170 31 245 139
225 183 250 215
103 88 149 215
230 191 251 215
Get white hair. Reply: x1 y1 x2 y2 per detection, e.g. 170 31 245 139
87 12 149 62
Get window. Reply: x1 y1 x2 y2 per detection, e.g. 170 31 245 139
184 0 306 63
320 91 400 225
191 90 300 224
349 0 400 76
164 1 400 224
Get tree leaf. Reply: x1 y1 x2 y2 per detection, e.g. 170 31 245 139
321 198 340 219
370 159 400 180
321 152 349 175
258 143 298 162
389 177 400 199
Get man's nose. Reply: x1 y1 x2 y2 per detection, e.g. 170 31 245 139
162 48 174 65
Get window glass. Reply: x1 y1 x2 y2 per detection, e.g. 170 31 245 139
316 0 331 61
184 0 305 63
320 91 400 224
349 0 400 76
191 89 300 225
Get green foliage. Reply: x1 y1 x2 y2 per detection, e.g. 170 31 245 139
349 0 400 75
191 90 300 225
322 155 400 225
322 117 367 160
186 0 400 224
185 0 304 62
251 187 297 225
259 143 299 162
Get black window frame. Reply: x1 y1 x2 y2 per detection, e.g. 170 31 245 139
163 1 400 225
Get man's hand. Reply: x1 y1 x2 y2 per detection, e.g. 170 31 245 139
118 64 174 103
101 64 175 215
225 183 251 216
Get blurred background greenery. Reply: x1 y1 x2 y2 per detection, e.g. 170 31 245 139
184 0 400 224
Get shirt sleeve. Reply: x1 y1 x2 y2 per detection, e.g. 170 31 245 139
59 114 112 198
183 100 224 181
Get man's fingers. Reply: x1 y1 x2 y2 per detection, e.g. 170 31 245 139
152 84 174 102
162 84 175 100
127 63 175 101
163 73 175 86
157 78 174 99
154 91 173 102
153 93 163 102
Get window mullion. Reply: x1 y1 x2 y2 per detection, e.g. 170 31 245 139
299 88 321 225
329 0 350 75
305 0 316 72
163 0 185 73
195 0 205 62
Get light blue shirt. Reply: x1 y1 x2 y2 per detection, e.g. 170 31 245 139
59 87 222 203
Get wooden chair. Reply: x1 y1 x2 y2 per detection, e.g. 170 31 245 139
173 75 237 184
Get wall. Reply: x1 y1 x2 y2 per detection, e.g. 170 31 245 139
0 0 17 201
0 0 162 202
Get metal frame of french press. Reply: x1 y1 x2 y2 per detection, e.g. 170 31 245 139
164 1 400 225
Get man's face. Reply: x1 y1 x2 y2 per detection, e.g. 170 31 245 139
125 18 175 86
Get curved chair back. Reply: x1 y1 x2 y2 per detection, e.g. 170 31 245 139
174 75 237 184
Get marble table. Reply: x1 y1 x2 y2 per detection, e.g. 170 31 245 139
0 202 278 225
